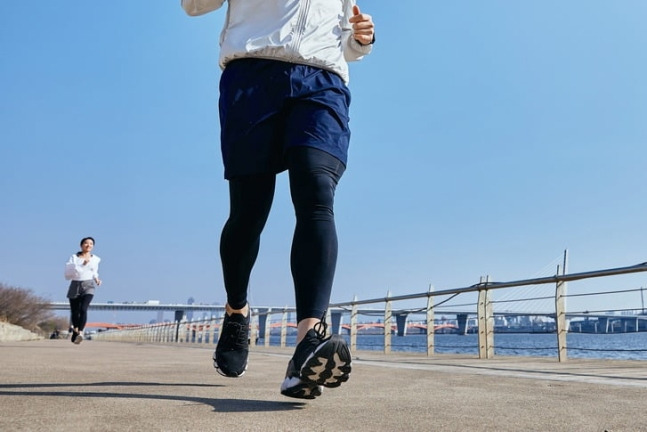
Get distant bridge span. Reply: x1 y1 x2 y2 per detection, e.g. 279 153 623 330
49 302 228 313
50 301 634 336
49 302 563 318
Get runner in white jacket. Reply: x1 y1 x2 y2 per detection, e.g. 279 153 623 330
64 236 102 345
181 0 375 400
181 0 373 83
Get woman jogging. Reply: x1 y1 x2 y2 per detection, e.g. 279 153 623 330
65 237 102 344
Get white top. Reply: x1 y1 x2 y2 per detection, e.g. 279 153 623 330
180 0 372 83
64 254 101 281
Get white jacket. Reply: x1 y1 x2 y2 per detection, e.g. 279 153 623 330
181 0 372 83
64 254 101 282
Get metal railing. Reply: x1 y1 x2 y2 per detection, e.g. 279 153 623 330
93 261 647 362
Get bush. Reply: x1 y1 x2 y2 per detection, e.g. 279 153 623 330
0 282 58 334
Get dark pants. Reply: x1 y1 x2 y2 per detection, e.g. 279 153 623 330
220 146 345 323
69 294 94 331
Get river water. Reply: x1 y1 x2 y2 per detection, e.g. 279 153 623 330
266 332 647 361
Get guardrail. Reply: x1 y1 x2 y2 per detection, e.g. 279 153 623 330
93 261 647 362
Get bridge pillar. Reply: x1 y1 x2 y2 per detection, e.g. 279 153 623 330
174 310 185 322
395 313 408 336
330 310 343 335
598 317 609 333
456 314 469 335
174 310 185 343
257 308 269 339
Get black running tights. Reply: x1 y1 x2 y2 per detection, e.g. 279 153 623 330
220 147 345 323
69 294 94 331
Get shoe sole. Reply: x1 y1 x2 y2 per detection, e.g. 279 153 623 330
74 335 83 345
214 365 247 378
213 352 247 378
300 335 351 388
280 377 323 400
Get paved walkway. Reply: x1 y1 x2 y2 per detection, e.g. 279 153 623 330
2 340 647 431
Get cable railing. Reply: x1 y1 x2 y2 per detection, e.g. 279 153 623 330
93 261 647 362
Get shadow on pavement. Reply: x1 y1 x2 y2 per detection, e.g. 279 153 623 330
0 381 307 412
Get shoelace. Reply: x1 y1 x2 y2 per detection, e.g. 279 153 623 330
290 312 331 371
312 311 329 341
222 320 248 348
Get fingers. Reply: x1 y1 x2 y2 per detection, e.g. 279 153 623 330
349 5 374 45
349 5 367 23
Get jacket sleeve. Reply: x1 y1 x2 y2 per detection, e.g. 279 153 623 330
341 0 373 62
181 0 226 16
93 256 101 280
64 256 78 281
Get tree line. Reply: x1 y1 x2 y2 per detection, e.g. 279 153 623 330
0 282 69 335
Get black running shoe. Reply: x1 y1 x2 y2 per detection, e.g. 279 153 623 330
280 320 351 399
280 357 323 400
213 308 250 378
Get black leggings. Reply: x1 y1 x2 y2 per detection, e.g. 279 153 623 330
220 147 345 323
69 294 94 331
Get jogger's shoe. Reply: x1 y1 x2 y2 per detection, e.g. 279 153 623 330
213 307 250 378
280 357 323 400
74 333 83 345
300 332 351 388
280 320 351 399
70 330 78 343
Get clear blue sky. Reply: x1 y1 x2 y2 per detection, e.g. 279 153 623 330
2 1 646 323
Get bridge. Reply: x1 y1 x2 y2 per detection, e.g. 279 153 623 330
49 301 227 313
50 301 647 336
49 301 536 335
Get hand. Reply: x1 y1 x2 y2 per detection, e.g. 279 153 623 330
349 5 375 46
95 278 102 286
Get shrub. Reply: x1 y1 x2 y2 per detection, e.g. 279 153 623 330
0 282 57 334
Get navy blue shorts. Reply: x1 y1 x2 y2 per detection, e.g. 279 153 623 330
218 58 351 179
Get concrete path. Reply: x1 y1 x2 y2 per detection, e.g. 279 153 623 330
1 340 647 431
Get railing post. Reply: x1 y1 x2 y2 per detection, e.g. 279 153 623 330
211 312 221 345
477 277 486 359
486 275 494 359
280 307 288 348
556 263 568 362
325 309 332 337
263 308 272 347
478 276 494 359
384 290 392 354
350 296 358 352
426 285 435 357
249 309 256 347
